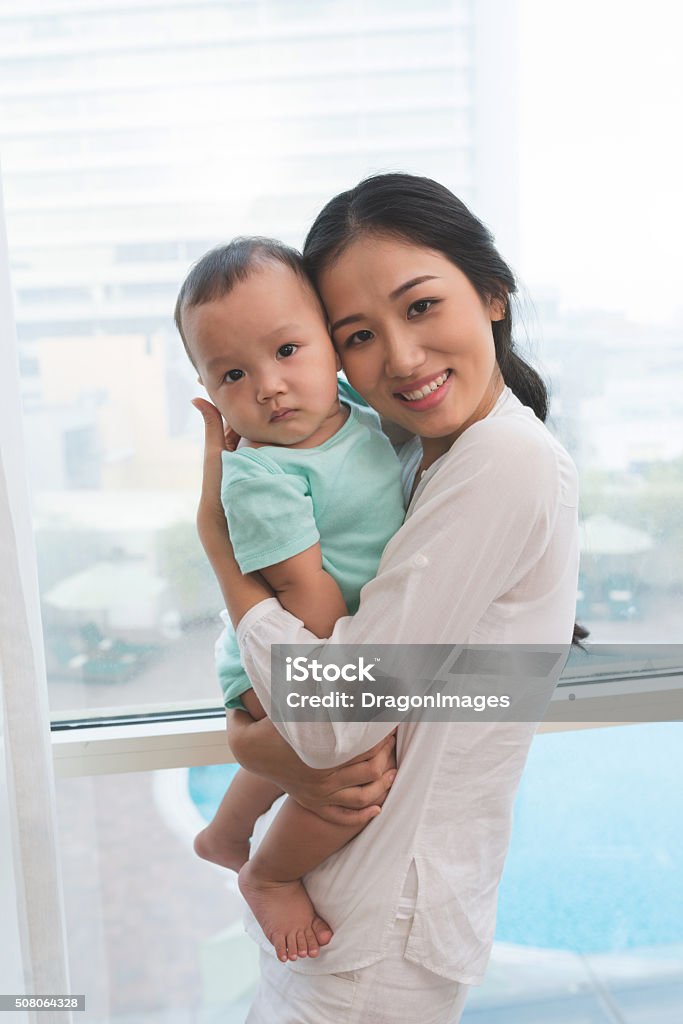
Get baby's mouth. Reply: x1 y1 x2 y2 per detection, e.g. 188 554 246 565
270 407 296 422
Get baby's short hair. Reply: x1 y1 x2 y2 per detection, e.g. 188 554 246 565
174 237 314 368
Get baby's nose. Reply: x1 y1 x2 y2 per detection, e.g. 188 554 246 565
256 373 286 401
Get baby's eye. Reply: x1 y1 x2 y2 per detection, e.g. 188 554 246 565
407 299 435 319
345 329 374 348
223 368 244 383
277 343 298 358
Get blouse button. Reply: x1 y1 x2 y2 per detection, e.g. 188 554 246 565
412 553 429 568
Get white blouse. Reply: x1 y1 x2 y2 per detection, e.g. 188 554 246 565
236 387 580 984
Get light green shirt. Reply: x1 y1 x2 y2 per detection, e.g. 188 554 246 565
215 379 405 709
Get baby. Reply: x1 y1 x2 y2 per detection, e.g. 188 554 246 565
174 238 405 964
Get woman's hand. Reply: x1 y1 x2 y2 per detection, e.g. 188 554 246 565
227 710 397 826
192 399 272 622
191 398 240 558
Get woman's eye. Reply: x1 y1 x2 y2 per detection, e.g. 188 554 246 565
224 369 244 383
277 343 298 358
346 329 374 348
407 299 435 318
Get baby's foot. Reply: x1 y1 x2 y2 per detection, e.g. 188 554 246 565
238 860 333 964
193 826 249 873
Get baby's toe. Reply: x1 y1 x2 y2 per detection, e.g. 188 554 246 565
286 930 299 961
305 925 319 957
272 932 287 964
312 915 333 946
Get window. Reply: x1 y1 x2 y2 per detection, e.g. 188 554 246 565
0 0 489 719
1 4 681 1014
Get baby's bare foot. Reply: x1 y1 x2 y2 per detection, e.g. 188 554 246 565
238 860 333 963
193 826 249 872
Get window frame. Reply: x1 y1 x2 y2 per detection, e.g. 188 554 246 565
51 667 683 778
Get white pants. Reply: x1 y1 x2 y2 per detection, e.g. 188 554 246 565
245 913 469 1024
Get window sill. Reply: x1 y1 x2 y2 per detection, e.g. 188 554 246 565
52 714 231 777
51 674 682 778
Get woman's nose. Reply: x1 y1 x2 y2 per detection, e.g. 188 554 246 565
383 329 426 380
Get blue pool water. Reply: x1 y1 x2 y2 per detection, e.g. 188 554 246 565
189 762 240 823
188 722 683 954
495 721 683 953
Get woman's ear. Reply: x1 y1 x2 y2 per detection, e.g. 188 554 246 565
489 294 507 322
335 351 342 372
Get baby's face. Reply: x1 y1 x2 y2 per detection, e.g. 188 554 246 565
185 262 341 447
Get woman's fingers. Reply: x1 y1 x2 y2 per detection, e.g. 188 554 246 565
312 733 398 819
191 397 241 452
326 735 397 794
191 398 230 552
342 731 396 769
327 759 387 793
331 769 397 810
311 803 384 827
192 397 228 454
314 763 397 823
224 424 242 453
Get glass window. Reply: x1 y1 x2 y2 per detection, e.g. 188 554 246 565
55 768 256 1021
3 3 681 1021
53 725 682 1022
517 0 683 646
1 4 483 720
473 723 683 1019
1 0 680 726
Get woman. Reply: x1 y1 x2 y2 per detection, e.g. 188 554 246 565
194 173 580 1023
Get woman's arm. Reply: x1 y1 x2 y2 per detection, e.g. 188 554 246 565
236 418 568 766
192 398 273 624
196 401 572 769
227 710 397 825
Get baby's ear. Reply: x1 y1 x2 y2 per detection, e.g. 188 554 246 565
196 374 204 387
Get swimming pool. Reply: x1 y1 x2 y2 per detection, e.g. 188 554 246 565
188 722 683 954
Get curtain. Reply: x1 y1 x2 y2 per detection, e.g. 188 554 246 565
0 170 73 1024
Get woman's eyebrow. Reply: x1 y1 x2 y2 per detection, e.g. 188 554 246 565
388 275 440 300
330 312 364 335
330 275 441 335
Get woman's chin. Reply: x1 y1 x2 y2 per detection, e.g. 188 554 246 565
393 405 464 440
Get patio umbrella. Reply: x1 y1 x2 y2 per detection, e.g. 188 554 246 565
44 560 167 614
579 514 654 556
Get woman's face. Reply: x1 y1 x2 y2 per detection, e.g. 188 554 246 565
318 234 505 464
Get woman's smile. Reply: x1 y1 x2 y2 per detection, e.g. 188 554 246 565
393 368 452 408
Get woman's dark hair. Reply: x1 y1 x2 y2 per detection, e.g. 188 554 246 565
303 172 588 645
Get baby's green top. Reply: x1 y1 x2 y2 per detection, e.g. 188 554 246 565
215 379 406 710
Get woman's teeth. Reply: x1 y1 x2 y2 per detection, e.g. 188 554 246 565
399 370 451 402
